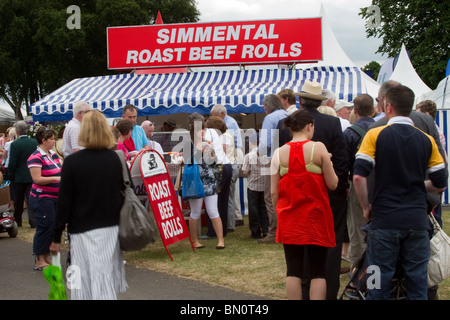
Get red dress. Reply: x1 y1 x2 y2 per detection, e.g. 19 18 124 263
276 140 335 247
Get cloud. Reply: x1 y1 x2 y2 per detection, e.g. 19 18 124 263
195 0 385 66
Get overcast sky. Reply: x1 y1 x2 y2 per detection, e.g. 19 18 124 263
195 0 386 67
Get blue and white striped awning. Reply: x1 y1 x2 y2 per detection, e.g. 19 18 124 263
30 67 365 122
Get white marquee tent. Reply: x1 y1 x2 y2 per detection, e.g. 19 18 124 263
389 44 432 99
419 75 450 110
300 4 380 100
418 75 450 203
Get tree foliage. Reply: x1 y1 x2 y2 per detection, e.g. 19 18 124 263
360 1 450 89
362 61 381 80
0 0 200 119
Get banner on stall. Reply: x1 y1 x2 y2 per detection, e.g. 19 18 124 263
130 149 193 260
107 18 322 69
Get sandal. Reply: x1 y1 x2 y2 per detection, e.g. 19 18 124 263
33 265 48 271
33 254 49 271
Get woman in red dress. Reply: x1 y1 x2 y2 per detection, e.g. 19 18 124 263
271 110 338 300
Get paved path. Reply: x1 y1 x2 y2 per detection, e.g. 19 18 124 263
0 235 268 300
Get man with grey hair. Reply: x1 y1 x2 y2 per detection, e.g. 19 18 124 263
9 121 38 227
373 80 400 120
321 89 336 109
258 94 288 244
210 104 242 150
62 101 90 158
141 120 163 155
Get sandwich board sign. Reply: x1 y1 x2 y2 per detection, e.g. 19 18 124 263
130 149 193 260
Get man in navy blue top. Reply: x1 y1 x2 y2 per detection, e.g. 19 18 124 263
343 94 375 270
353 85 447 300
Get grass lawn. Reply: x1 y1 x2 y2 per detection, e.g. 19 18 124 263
16 207 450 300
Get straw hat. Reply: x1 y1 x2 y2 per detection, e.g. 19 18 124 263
295 80 327 100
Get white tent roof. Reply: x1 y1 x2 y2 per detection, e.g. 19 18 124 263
300 4 355 69
0 102 17 122
389 44 431 98
299 4 380 100
315 4 356 68
418 75 450 110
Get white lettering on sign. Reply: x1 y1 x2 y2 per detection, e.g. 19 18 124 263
161 217 184 239
156 24 278 44
127 42 300 65
148 180 172 201
241 43 302 59
158 199 174 220
148 179 185 239
109 18 324 69
124 23 307 65
126 48 186 64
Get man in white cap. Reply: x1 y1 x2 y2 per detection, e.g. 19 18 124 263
335 100 353 131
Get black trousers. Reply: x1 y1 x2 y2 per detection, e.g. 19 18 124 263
206 163 232 237
302 190 348 300
247 188 268 238
14 183 35 227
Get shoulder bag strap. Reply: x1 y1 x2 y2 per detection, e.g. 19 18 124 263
115 149 130 186
349 125 367 139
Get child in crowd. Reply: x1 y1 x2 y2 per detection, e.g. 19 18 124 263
242 133 269 239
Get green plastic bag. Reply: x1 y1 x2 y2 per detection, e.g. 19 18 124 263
43 253 67 300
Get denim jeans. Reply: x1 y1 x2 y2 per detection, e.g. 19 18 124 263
366 228 430 300
30 195 57 255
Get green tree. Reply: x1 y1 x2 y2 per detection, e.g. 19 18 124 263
360 1 450 89
362 61 381 80
0 0 200 120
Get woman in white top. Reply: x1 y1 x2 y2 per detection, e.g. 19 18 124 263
203 116 233 238
206 116 240 231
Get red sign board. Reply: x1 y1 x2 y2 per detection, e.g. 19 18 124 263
131 149 193 260
107 18 322 70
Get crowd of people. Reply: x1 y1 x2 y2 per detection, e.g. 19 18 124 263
179 79 447 301
0 78 447 300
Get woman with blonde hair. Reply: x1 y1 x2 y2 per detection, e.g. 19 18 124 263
50 110 127 300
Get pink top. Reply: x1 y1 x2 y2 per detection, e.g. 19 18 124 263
117 140 130 161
